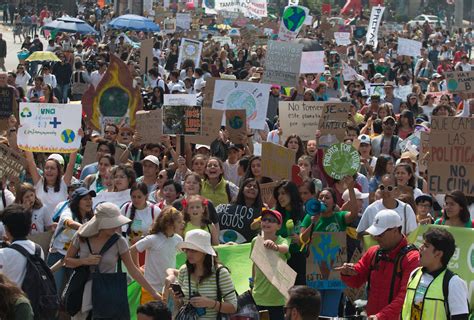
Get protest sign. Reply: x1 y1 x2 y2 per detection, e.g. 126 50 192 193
260 181 278 209
139 38 154 75
0 86 17 130
278 101 324 141
212 80 270 130
278 5 309 41
445 70 474 98
164 94 197 106
202 77 218 108
263 40 303 87
366 6 385 48
318 103 350 147
81 141 98 167
82 55 142 131
299 51 325 74
176 13 191 31
323 143 360 180
0 144 26 179
216 204 259 244
399 131 421 153
136 109 163 144
397 37 422 57
225 109 247 144
177 38 203 69
163 18 176 33
306 232 347 290
251 235 297 300
394 85 412 100
162 105 201 135
334 32 351 46
18 103 82 153
93 189 131 209
212 36 232 47
203 0 267 18
428 117 474 196
344 248 364 303
186 108 224 145
261 142 296 180
342 61 359 81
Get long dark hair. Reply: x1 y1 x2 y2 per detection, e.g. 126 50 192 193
242 156 261 181
44 84 55 103
444 190 470 223
394 163 416 188
43 158 63 193
234 178 263 210
0 274 27 319
186 253 220 284
127 182 150 235
373 154 393 178
397 109 415 131
284 134 305 162
69 194 94 223
273 180 304 222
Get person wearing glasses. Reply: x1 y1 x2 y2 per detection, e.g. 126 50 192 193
357 174 417 237
370 116 402 159
336 210 420 320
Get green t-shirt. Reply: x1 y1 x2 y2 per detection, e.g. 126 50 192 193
251 235 290 306
301 211 348 232
276 209 302 254
14 296 34 320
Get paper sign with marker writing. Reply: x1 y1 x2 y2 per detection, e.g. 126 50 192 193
164 94 197 106
366 6 385 48
136 109 163 144
278 101 324 141
278 5 309 41
300 51 325 74
261 142 296 180
445 70 474 97
334 32 351 46
397 38 422 57
318 103 350 147
139 38 154 75
263 40 303 87
0 144 26 179
342 61 359 81
18 103 82 153
176 13 191 31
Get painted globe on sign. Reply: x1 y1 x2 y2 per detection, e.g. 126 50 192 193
283 6 306 32
204 0 215 9
447 79 458 91
99 86 129 117
229 115 244 129
61 129 75 144
226 90 257 121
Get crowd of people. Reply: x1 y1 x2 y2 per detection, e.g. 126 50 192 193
0 1 473 320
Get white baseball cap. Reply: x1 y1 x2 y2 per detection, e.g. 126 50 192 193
342 189 369 202
358 134 371 145
47 153 65 166
196 144 210 151
142 155 160 167
365 209 402 236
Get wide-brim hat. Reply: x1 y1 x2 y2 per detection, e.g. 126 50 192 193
176 229 216 256
78 202 131 237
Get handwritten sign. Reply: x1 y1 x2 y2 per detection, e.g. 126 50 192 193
299 51 325 74
139 38 154 75
318 103 350 147
323 143 360 180
162 105 201 135
216 204 259 244
225 109 246 144
164 94 197 106
278 101 324 141
445 70 474 98
366 6 385 48
0 144 26 179
397 37 422 57
263 40 303 87
18 103 82 153
186 108 224 145
136 109 162 144
177 38 203 69
176 13 191 31
261 142 296 180
334 32 351 46
428 117 474 196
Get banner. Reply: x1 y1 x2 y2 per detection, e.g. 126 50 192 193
445 70 474 98
278 101 324 141
263 40 303 87
212 80 270 130
225 109 247 144
334 32 351 46
261 142 296 180
318 103 350 148
323 143 360 180
366 6 385 48
397 37 422 57
177 38 203 69
93 189 131 209
135 110 162 144
428 117 474 196
300 51 325 74
0 144 26 179
203 0 267 18
306 232 347 290
162 105 201 135
18 103 82 153
278 5 309 41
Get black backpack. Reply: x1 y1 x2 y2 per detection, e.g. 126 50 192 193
10 243 59 320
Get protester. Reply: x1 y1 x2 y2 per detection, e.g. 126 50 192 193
285 285 321 320
0 273 34 320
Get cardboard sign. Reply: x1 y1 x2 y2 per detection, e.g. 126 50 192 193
212 80 270 130
306 232 347 290
139 38 154 75
81 141 99 167
344 248 364 303
260 181 278 208
251 235 297 300
0 144 26 179
334 32 351 46
0 87 17 130
278 101 324 141
186 108 224 145
261 142 296 180
366 6 385 48
397 37 422 57
225 109 247 144
136 109 163 144
18 103 82 153
263 40 303 87
428 117 474 196
445 70 474 98
177 38 203 69
342 61 359 81
318 103 350 147
278 5 309 41
163 18 176 34
323 143 360 180
300 51 325 74
203 77 218 108
162 105 201 135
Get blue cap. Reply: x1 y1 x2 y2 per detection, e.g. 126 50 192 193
71 187 96 202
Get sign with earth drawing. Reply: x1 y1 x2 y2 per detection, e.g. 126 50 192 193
278 5 309 41
81 54 143 131
212 80 270 130
445 70 474 98
17 103 82 153
323 143 360 180
225 109 247 144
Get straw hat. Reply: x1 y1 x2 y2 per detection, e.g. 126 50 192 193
176 229 216 256
77 202 131 237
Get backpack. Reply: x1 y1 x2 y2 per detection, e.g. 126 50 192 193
10 243 59 320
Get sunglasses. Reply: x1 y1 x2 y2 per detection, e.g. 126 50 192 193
379 185 395 192
261 217 279 224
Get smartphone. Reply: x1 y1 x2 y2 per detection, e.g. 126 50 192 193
171 283 184 297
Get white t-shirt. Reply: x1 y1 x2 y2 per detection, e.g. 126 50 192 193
409 268 469 316
0 189 15 239
121 202 161 239
35 177 68 223
0 240 45 285
357 199 418 235
135 233 183 292
49 207 80 256
223 161 240 186
30 206 53 234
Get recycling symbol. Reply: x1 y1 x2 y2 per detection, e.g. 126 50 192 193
20 108 32 118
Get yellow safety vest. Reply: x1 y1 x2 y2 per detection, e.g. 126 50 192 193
401 267 448 320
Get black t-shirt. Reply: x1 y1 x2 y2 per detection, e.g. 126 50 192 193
215 204 261 244
172 197 218 224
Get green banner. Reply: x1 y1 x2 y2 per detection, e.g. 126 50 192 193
364 225 474 311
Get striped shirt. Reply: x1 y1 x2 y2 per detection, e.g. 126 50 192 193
178 264 238 319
